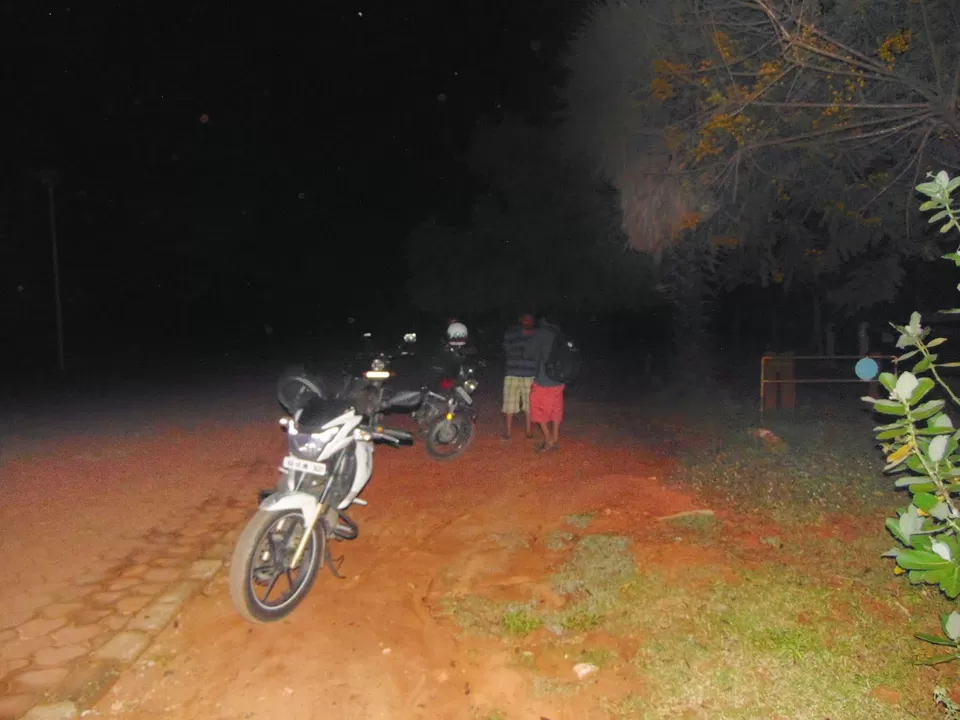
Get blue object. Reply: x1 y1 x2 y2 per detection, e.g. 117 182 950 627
855 357 879 381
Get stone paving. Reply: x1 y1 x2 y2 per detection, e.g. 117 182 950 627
0 495 252 720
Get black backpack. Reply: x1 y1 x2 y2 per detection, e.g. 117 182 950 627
544 329 582 385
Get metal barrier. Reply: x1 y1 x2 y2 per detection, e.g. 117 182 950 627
760 354 898 422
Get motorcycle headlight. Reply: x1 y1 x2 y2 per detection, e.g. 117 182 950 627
464 379 479 394
288 427 338 460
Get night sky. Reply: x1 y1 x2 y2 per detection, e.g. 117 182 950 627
3 1 579 370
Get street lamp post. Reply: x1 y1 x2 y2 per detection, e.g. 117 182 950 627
35 170 65 372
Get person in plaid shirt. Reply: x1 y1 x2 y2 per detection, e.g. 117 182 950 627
501 313 538 440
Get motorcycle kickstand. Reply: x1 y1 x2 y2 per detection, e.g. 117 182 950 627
319 520 346 578
325 543 345 578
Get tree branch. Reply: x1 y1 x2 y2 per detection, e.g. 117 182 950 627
931 152 960 172
737 111 934 153
784 60 895 85
951 61 960 112
950 1 960 36
745 2 942 102
835 121 923 155
750 0 792 52
829 114 935 145
789 38 937 101
905 136 931 240
858 126 934 214
919 0 945 96
747 101 932 110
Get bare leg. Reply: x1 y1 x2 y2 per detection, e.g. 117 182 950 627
537 422 559 451
503 413 513 439
521 387 533 438
537 422 550 445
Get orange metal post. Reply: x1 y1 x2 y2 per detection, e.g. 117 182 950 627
778 356 796 409
764 356 796 410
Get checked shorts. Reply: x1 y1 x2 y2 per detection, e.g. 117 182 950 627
502 375 534 415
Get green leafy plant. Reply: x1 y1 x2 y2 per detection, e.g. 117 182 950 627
914 611 960 666
865 170 960 709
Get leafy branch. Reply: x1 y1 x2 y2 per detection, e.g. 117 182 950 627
866 172 960 706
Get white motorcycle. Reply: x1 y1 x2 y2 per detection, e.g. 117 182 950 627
228 350 422 623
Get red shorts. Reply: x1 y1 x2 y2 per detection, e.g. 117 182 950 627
529 383 565 424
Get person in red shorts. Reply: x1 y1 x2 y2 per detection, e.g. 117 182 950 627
527 317 565 453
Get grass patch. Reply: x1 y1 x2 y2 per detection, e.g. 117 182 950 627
577 647 619 668
618 566 951 719
443 596 545 639
443 534 638 639
501 603 543 637
564 512 594 529
442 595 504 636
552 535 634 595
471 711 507 720
669 413 897 523
531 676 578 698
548 534 638 633
661 510 718 535
512 649 536 669
598 694 645 719
444 536 952 717
441 510 954 717
545 530 575 551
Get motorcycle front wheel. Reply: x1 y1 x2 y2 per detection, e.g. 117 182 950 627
424 413 476 461
228 509 323 623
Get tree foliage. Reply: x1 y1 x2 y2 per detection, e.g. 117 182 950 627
562 0 960 313
404 116 657 315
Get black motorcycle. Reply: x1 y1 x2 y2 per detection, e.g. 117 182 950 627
276 332 479 461
413 349 480 460
275 332 418 417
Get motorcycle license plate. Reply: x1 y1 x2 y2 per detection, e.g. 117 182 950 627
281 456 328 476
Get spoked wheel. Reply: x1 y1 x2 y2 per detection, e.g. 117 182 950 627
424 414 476 461
229 509 323 623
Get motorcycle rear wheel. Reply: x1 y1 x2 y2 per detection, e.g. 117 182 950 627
424 414 476 461
229 509 323 623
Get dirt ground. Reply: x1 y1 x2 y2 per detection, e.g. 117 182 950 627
85 411 705 720
1 374 901 720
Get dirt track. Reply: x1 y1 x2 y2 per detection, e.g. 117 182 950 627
88 420 700 720
0 370 720 719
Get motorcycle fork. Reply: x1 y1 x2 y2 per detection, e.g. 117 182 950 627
289 503 326 570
